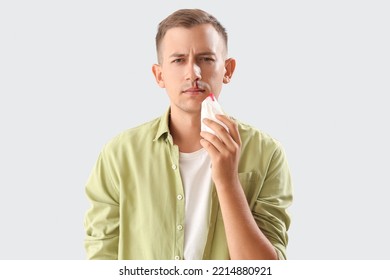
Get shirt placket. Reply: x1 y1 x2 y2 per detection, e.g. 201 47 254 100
166 136 185 260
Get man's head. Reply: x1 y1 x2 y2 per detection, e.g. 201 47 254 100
155 9 228 64
152 9 235 115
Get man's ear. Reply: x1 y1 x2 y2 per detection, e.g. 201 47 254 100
152 64 165 88
223 58 236 84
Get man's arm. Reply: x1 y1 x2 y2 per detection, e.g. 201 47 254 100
84 150 120 259
200 115 292 260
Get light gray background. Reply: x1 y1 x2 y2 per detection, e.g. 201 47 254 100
1 0 389 259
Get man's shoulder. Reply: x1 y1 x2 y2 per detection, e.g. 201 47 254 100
236 119 281 147
235 118 289 172
103 115 164 152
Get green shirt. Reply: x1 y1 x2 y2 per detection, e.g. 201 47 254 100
84 109 293 260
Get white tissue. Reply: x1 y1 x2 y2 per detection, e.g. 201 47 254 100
201 94 229 135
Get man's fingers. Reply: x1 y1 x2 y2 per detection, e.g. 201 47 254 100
200 131 224 153
215 114 241 146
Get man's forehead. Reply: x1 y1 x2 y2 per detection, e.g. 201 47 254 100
164 25 222 43
160 25 226 53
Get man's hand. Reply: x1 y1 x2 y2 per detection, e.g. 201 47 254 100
200 114 241 188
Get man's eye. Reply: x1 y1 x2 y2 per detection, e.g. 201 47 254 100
172 58 184 63
200 57 214 62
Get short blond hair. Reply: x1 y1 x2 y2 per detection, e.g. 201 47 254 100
155 9 228 62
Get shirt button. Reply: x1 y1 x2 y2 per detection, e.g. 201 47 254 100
174 256 180 260
177 194 183 200
177 224 183 231
172 164 177 170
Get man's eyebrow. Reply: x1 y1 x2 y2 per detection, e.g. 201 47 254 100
168 51 217 58
169 53 186 58
197 52 216 56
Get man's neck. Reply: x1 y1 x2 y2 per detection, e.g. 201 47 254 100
169 109 203 153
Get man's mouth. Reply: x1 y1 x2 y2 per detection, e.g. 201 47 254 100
182 88 206 94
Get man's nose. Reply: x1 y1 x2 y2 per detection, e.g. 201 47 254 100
185 62 202 82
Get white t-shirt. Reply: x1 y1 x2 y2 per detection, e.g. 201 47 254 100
179 148 212 260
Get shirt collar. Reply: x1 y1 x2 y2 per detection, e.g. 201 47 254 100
153 108 171 142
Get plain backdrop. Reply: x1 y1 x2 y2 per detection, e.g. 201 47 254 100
1 0 389 259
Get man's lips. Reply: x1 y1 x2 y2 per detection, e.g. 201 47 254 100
183 88 206 94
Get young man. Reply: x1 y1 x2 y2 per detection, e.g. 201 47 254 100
84 9 293 260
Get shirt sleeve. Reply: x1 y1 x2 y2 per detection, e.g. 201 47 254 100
84 149 120 260
252 144 293 260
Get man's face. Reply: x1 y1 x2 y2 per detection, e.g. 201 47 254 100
153 24 234 115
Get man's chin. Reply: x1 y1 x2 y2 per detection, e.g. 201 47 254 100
175 103 202 115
